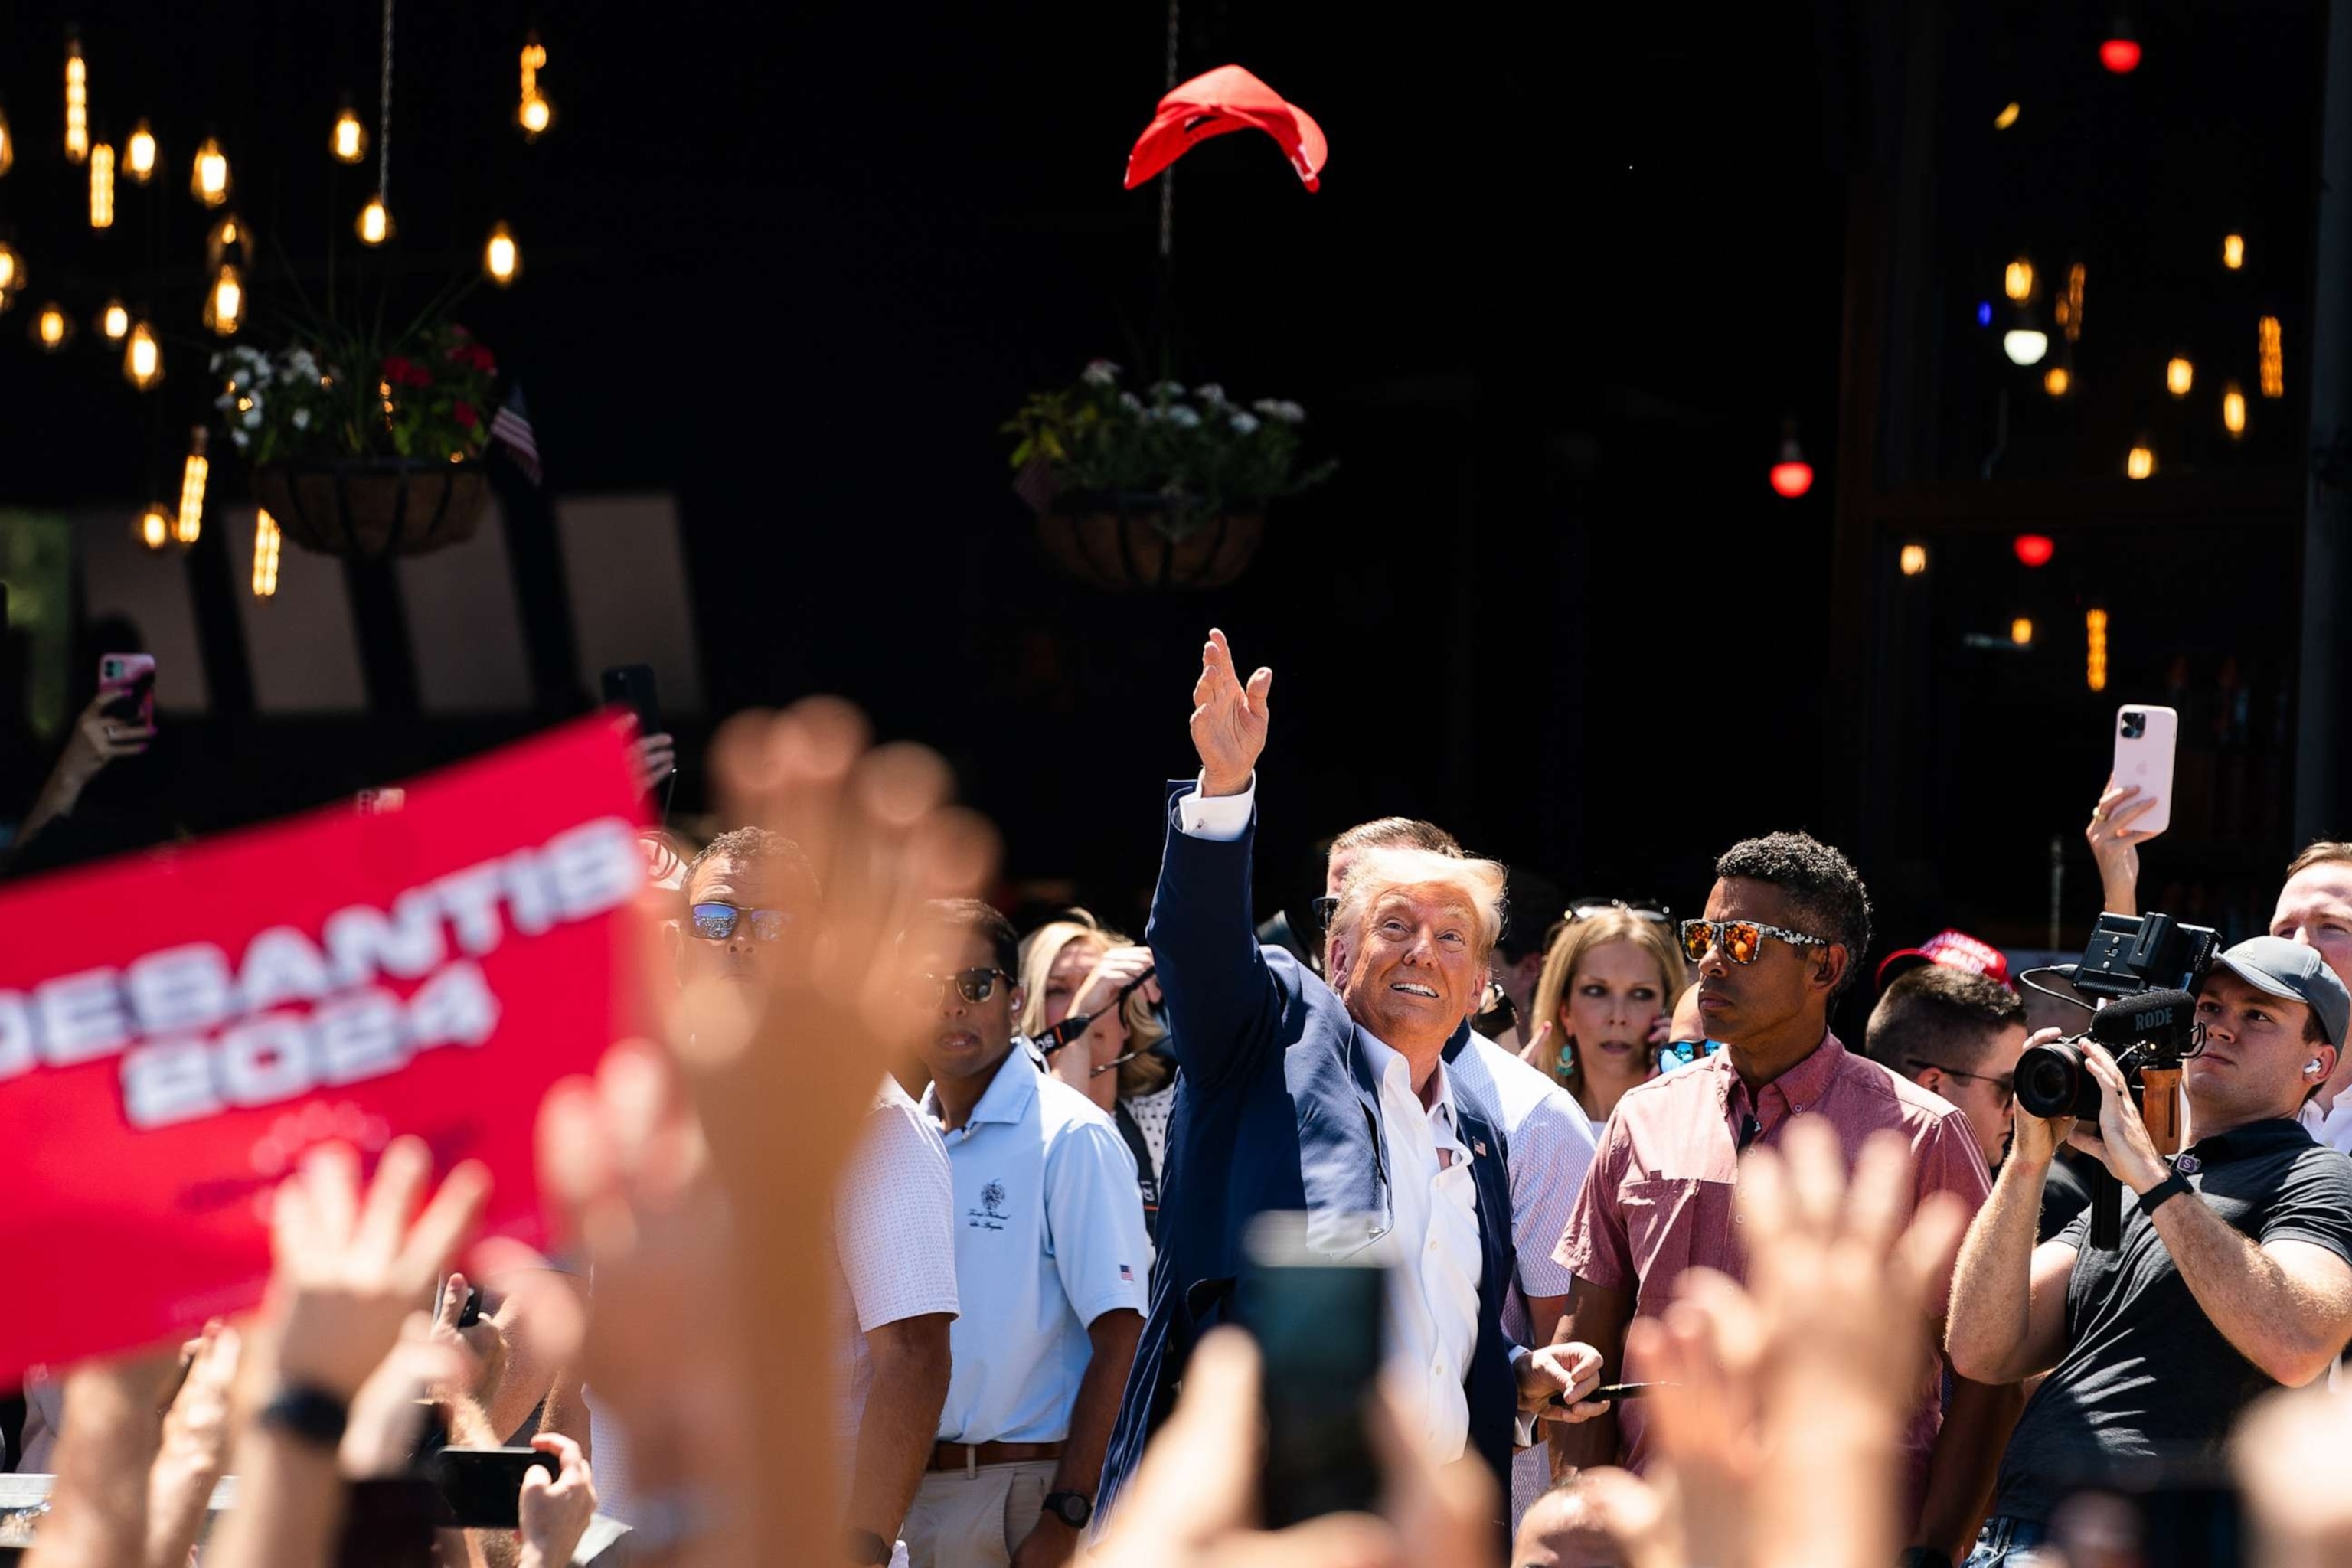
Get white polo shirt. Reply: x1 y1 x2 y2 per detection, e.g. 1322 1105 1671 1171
923 1048 1150 1446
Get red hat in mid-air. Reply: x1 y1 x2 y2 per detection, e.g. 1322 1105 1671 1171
1124 64 1327 192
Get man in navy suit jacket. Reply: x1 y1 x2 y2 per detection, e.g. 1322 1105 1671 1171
1096 631 1604 1528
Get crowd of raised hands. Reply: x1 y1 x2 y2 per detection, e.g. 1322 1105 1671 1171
22 702 2352 1568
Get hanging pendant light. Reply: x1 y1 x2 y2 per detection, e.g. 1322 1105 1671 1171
332 99 368 165
253 510 282 597
0 102 15 176
2223 381 2249 438
206 213 252 271
126 119 157 184
1769 419 1815 498
2100 15 2142 73
357 194 393 245
29 302 71 351
98 297 129 342
518 32 554 141
175 429 209 546
125 318 163 389
204 265 245 335
89 140 115 228
190 136 230 207
483 221 521 286
64 35 87 164
0 241 22 299
136 503 172 552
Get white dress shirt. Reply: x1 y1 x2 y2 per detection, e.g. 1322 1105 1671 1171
1177 773 1487 1461
2300 1081 2352 1153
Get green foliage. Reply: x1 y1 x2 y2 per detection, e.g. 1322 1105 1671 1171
212 321 499 467
1005 360 1335 521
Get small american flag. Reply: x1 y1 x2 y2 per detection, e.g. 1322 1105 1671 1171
490 387 542 487
1118 1264 1134 1282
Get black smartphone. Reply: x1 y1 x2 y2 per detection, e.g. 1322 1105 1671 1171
432 1446 559 1529
1243 1213 1386 1530
457 1285 484 1329
599 663 661 739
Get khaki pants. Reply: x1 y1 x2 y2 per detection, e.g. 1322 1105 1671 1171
901 1459 1059 1568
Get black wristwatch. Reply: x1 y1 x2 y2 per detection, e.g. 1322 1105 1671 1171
1041 1490 1093 1529
2138 1171 2194 1217
841 1527 890 1565
256 1383 349 1449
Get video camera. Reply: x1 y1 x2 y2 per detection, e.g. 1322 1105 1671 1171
2016 911 2220 1248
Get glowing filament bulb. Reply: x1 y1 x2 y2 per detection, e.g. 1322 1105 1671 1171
125 319 162 389
1899 544 1928 577
2011 618 2034 647
191 137 230 206
2223 381 2248 437
0 106 14 175
126 120 155 182
100 299 129 341
2064 263 2086 341
357 195 391 245
2086 609 2109 692
2223 234 2244 270
2259 315 2285 398
89 141 114 227
205 265 244 335
2166 357 2193 397
1994 101 2020 130
253 510 282 597
2043 365 2071 397
2004 258 2034 301
137 504 171 551
0 243 20 293
518 92 553 139
2126 442 2156 480
64 40 87 164
31 302 69 351
332 105 368 164
484 222 520 285
175 430 209 545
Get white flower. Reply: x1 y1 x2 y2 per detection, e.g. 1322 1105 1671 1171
1229 410 1261 434
214 390 239 411
1119 390 1145 412
1082 358 1122 387
243 407 263 430
1138 406 1165 422
209 352 227 373
1252 398 1306 423
291 407 312 430
1151 380 1185 400
1196 382 1227 405
1168 405 1203 428
230 428 251 450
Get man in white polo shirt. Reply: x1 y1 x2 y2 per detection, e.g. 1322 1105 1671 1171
903 899 1148 1568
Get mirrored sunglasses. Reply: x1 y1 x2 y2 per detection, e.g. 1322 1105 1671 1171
1677 917 1829 966
689 902 791 942
906 966 1013 1004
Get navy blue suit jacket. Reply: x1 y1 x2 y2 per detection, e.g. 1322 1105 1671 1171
1098 783 1520 1523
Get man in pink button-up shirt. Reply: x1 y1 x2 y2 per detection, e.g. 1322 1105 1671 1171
1547 834 2014 1568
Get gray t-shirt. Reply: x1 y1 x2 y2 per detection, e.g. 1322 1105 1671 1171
1991 1119 2352 1524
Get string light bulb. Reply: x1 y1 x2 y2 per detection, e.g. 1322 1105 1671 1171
2063 263 2086 341
2011 618 2034 648
518 32 554 141
2166 357 2194 397
1994 102 2020 130
190 136 230 207
2002 328 2049 365
2223 381 2248 438
332 101 368 165
89 140 114 228
2004 258 2034 302
29 302 70 351
124 318 162 390
1769 420 1814 498
136 504 171 552
64 37 87 164
175 429 209 546
1899 544 1929 577
253 509 282 598
2086 609 2109 692
2259 315 2285 398
2125 439 2156 480
0 103 14 176
2044 365 2072 397
0 241 21 297
99 298 129 342
357 194 392 245
126 119 155 183
204 265 245 335
206 214 250 271
484 221 521 286
2223 234 2244 270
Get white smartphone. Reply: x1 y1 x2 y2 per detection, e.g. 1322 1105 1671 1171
2111 704 2179 837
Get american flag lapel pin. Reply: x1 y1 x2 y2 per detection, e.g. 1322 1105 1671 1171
1472 1137 1489 1158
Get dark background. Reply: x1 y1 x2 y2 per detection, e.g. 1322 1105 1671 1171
0 1 2331 975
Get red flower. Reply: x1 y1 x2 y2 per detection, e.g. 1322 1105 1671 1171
382 354 415 384
467 345 496 373
453 401 479 429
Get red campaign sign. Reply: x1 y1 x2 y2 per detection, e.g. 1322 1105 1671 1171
0 716 645 1382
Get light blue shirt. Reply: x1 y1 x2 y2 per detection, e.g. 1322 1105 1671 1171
923 1048 1150 1445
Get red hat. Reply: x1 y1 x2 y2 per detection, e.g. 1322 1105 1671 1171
1875 929 2013 991
1124 65 1328 193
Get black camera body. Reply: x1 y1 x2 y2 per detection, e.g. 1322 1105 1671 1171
2013 912 2217 1121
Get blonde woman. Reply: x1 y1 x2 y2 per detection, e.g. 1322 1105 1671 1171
1018 914 1176 1243
1523 906 1688 1137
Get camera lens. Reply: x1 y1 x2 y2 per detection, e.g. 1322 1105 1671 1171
2016 1041 2088 1119
2122 711 2146 738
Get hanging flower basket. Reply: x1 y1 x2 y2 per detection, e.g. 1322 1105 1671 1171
1035 490 1266 591
250 458 490 560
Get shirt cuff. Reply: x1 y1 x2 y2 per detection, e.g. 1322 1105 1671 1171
1174 773 1256 841
1508 1344 1539 1449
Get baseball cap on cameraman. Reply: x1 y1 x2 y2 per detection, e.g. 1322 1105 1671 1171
2208 935 2351 1047
1875 929 2013 992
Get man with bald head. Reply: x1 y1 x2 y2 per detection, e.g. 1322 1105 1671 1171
1096 631 1606 1536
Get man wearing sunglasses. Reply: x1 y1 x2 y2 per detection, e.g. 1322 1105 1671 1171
903 898 1148 1568
1547 833 2009 1568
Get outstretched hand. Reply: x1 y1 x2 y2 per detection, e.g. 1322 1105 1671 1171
1190 628 1271 798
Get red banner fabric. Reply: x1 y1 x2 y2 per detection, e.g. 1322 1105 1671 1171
0 717 645 1381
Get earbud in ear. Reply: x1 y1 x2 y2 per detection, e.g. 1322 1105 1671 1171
2308 1058 2326 1076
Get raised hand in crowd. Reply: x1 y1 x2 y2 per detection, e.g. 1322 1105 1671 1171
13 690 156 852
633 730 678 798
518 1434 601 1568
1044 941 1160 1093
21 1349 186 1568
1190 626 1272 797
147 1321 243 1568
2085 772 2161 917
427 1271 513 1448
1090 1328 1498 1568
205 1137 489 1568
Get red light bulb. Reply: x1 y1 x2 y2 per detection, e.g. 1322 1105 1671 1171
2099 18 2141 74
2014 533 2056 567
1769 460 1815 499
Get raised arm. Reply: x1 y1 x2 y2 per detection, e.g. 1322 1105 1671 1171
1145 629 1287 1097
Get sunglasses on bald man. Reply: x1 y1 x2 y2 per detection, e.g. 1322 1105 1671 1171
689 902 792 942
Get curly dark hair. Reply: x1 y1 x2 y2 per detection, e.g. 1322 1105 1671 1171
1714 831 1874 998
685 827 818 898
